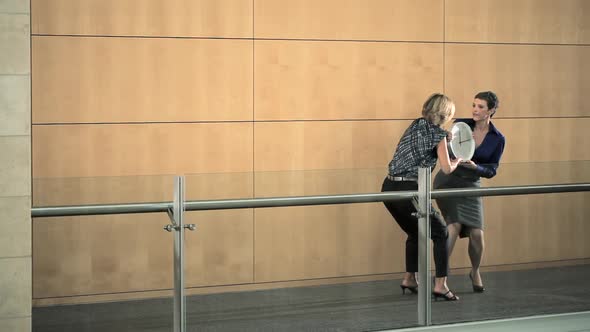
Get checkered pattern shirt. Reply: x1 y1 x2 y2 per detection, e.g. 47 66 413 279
388 118 448 178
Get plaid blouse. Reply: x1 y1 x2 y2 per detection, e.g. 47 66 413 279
388 118 448 178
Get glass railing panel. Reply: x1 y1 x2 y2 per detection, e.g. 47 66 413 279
432 160 590 325
184 169 419 331
254 168 386 198
481 160 590 186
33 174 176 206
32 175 177 332
185 171 254 201
30 163 590 331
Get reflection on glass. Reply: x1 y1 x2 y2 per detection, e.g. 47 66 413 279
432 160 590 325
483 160 590 186
33 174 176 207
185 172 254 201
33 161 589 207
254 168 387 198
32 175 178 331
31 161 590 331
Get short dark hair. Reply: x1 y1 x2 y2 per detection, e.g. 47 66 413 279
474 91 499 110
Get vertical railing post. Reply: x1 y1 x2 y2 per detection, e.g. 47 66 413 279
172 176 186 332
417 167 432 326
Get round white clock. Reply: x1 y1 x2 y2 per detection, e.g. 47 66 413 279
448 122 475 160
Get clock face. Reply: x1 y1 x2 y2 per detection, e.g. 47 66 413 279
449 122 475 160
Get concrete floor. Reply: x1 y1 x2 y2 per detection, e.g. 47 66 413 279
33 264 590 332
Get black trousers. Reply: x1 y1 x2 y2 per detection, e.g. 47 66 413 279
381 177 449 277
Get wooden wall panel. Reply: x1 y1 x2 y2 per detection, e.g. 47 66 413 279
255 169 384 198
30 0 590 304
255 41 443 120
254 0 443 41
492 118 590 163
445 44 590 118
32 37 253 123
445 0 590 44
33 123 253 178
254 120 416 172
31 0 253 38
445 161 590 268
185 211 254 288
33 210 253 298
34 215 170 298
34 173 253 207
447 193 590 269
254 204 403 282
494 193 586 265
485 160 590 187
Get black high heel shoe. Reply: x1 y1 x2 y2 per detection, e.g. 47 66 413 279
469 272 485 293
400 284 418 294
432 290 459 301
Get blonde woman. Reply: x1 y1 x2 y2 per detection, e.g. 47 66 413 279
382 93 462 301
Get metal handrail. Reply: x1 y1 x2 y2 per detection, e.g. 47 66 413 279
29 179 590 331
31 183 590 218
31 201 171 218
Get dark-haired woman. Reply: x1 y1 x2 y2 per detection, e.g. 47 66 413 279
434 91 506 293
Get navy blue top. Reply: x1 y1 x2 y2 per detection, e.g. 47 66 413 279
455 118 506 179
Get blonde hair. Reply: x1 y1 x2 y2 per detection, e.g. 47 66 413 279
421 93 455 126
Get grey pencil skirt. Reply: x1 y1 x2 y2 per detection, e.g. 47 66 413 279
433 170 484 238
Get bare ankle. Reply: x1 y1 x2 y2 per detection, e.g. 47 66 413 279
402 273 418 287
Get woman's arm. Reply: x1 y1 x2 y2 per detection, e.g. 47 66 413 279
437 137 461 174
461 136 505 178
